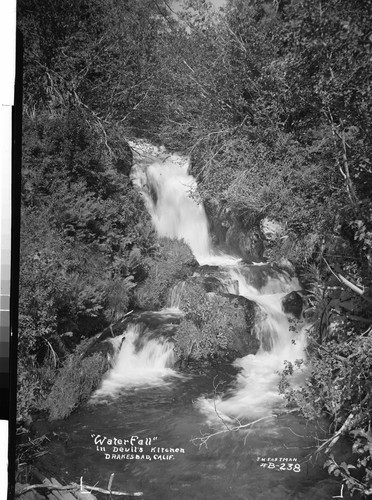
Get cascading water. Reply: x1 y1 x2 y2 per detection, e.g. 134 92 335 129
168 281 186 310
131 155 240 266
197 269 307 421
132 158 211 261
92 324 178 399
131 150 306 421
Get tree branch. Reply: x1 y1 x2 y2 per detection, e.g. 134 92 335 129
322 257 372 306
191 415 277 449
16 481 143 498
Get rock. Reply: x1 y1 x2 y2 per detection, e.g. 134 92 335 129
189 268 232 294
201 276 226 293
202 198 265 262
203 198 228 247
273 257 296 277
261 218 284 240
222 293 259 326
173 280 261 367
237 263 272 290
225 223 264 262
282 291 303 319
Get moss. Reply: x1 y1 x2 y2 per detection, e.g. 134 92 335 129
174 281 259 365
134 238 197 310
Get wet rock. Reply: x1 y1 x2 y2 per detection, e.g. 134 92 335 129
238 263 272 290
282 291 303 319
203 198 228 247
222 293 259 327
202 276 225 293
202 198 265 262
222 294 261 359
273 257 296 277
173 283 261 368
225 223 264 263
188 268 232 294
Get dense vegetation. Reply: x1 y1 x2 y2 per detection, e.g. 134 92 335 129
17 0 372 495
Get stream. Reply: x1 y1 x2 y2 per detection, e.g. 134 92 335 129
37 148 347 499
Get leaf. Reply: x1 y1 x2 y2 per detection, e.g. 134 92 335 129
328 463 338 474
339 462 351 474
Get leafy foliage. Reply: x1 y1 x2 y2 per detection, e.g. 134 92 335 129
40 350 108 421
280 330 372 422
174 281 252 363
134 238 197 310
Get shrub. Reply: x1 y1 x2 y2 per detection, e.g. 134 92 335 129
40 351 107 421
279 323 372 498
134 238 197 310
16 359 42 426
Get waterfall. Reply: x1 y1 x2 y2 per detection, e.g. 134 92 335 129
132 159 211 261
91 324 178 399
131 155 240 266
128 147 306 420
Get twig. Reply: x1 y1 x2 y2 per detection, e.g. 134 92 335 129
212 376 232 431
44 339 58 367
279 426 306 438
283 443 316 450
332 484 345 499
191 415 277 449
73 483 143 497
107 473 115 495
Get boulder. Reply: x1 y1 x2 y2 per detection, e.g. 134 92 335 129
282 291 303 319
225 223 264 262
202 198 265 262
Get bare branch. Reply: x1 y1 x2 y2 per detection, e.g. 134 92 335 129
212 376 232 431
191 415 277 449
314 413 355 455
322 257 372 306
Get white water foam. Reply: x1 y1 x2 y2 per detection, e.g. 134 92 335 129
132 160 211 261
91 325 178 399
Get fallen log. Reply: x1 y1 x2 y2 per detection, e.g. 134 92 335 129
16 482 143 498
